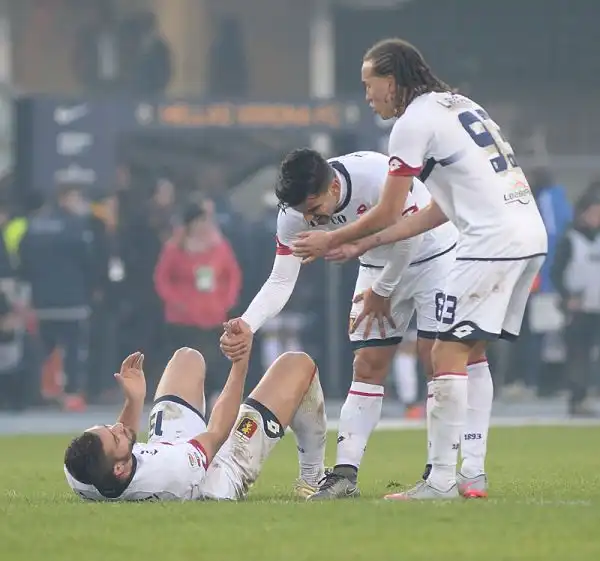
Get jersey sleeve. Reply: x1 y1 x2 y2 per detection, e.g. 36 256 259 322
137 440 209 498
241 253 302 332
274 210 307 253
388 113 433 177
241 211 305 332
371 236 423 297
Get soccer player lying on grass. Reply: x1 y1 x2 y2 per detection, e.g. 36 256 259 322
64 321 327 501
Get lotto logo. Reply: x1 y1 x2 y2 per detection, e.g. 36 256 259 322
266 419 281 437
452 325 475 339
236 417 258 439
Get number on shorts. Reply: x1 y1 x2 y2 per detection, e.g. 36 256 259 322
435 292 457 325
149 410 163 438
458 109 518 174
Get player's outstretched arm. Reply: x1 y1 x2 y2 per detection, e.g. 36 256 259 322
114 352 146 435
360 200 448 250
191 321 252 464
292 175 413 262
330 174 414 246
240 253 301 333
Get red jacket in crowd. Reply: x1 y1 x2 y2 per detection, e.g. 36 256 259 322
154 238 242 329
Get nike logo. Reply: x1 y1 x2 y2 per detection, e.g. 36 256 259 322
54 104 88 125
345 486 358 496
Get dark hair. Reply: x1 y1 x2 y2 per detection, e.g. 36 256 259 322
575 189 600 217
364 38 452 111
64 432 118 490
275 148 333 210
56 183 82 200
182 202 206 226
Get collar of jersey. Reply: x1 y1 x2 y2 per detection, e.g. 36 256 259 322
330 161 353 214
96 453 138 499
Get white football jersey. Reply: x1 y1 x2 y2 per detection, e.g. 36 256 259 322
276 151 457 266
388 92 548 259
64 440 210 501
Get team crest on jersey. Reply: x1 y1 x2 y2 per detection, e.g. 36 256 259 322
187 452 200 470
388 156 404 173
236 417 258 440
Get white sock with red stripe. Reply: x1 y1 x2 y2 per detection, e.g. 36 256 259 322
290 371 327 487
461 359 494 478
426 381 434 465
427 373 468 491
336 381 384 470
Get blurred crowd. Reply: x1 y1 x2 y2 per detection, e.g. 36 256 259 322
0 164 598 415
0 162 336 412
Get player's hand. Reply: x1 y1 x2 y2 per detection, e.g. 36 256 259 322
292 231 334 264
220 318 253 363
351 288 396 339
114 352 146 403
325 243 362 263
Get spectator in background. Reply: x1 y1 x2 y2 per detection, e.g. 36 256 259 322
208 15 248 97
86 193 122 403
121 178 175 392
507 168 572 397
18 184 94 412
0 291 29 411
0 199 15 280
73 0 122 93
154 201 241 400
127 11 172 96
551 190 600 417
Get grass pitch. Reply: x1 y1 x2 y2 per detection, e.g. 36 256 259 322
1 427 599 561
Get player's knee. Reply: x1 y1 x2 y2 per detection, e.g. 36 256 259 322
353 349 389 385
170 347 206 379
416 338 435 379
276 351 315 378
467 343 487 366
431 340 471 374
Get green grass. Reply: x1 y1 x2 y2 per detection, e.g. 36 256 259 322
1 427 599 561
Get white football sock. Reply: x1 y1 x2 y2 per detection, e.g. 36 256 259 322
427 373 468 491
426 381 434 465
393 352 418 405
461 360 494 478
336 381 384 470
290 370 327 487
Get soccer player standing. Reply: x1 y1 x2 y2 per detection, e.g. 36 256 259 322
293 39 548 500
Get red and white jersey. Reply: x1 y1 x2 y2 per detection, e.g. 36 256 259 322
388 92 547 259
64 439 209 501
276 151 457 267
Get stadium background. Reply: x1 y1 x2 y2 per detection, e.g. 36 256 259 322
0 0 598 427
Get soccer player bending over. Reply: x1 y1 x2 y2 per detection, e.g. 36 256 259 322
64 321 326 501
293 39 548 500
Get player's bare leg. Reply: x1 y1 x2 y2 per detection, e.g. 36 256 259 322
457 344 492 498
309 344 396 501
386 339 476 500
153 347 207 416
247 351 327 497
